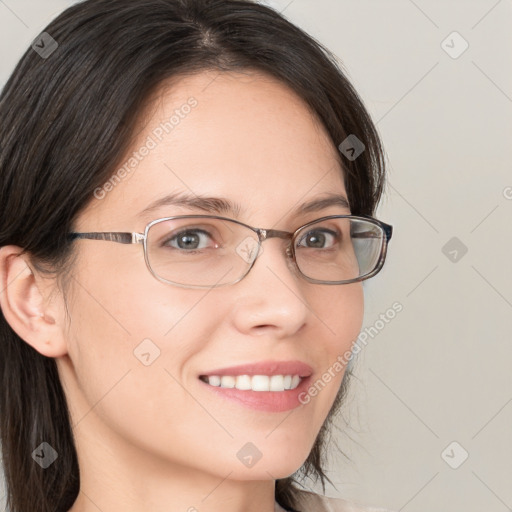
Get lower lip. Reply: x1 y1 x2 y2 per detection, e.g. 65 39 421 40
198 376 312 412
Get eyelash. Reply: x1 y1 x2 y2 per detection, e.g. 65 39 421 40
162 227 341 252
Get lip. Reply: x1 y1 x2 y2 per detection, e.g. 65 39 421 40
198 375 312 412
198 360 313 378
197 360 314 413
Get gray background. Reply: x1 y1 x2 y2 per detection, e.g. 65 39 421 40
0 1 511 511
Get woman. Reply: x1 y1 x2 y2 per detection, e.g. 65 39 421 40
0 1 394 511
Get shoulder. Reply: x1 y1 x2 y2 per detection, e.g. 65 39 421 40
291 489 397 512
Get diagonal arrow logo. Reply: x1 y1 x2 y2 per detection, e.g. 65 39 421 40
31 32 58 59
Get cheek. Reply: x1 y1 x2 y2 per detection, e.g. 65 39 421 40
307 281 364 351
63 265 216 460
67 242 209 343
63 249 194 400
300 282 364 409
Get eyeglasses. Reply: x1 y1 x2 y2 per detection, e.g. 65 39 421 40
67 214 393 289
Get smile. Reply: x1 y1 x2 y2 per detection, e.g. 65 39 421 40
199 374 302 391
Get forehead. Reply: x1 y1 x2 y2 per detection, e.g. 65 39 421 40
82 70 348 229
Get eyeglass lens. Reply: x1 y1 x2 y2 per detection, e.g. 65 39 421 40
145 216 385 287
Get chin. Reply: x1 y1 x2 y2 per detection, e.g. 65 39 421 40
226 461 304 481
232 446 311 481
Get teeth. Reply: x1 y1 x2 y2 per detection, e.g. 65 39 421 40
208 375 221 387
235 375 252 390
220 376 236 388
201 374 303 391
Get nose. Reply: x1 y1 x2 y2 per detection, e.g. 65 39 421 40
228 236 311 337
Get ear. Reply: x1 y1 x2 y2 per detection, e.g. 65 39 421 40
0 245 69 358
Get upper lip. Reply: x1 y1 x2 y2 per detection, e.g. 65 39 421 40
199 360 313 378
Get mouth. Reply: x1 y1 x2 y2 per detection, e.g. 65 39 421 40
199 373 303 391
197 360 313 412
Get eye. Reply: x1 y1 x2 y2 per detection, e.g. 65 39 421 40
164 229 217 251
296 228 339 249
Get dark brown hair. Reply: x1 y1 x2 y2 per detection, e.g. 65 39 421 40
0 0 387 510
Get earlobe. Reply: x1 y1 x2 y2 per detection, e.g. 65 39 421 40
0 245 68 358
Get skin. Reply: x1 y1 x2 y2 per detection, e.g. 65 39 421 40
0 70 364 512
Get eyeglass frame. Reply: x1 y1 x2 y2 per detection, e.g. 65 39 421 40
67 214 393 289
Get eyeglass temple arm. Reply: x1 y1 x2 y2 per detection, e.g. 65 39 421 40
265 221 392 243
352 225 393 241
67 232 144 244
68 221 393 245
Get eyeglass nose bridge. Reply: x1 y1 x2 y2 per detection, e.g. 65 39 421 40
253 227 295 259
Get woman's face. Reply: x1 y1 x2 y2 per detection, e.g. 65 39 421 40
57 70 364 482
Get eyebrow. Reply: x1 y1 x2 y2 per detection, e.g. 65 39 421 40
139 191 351 219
